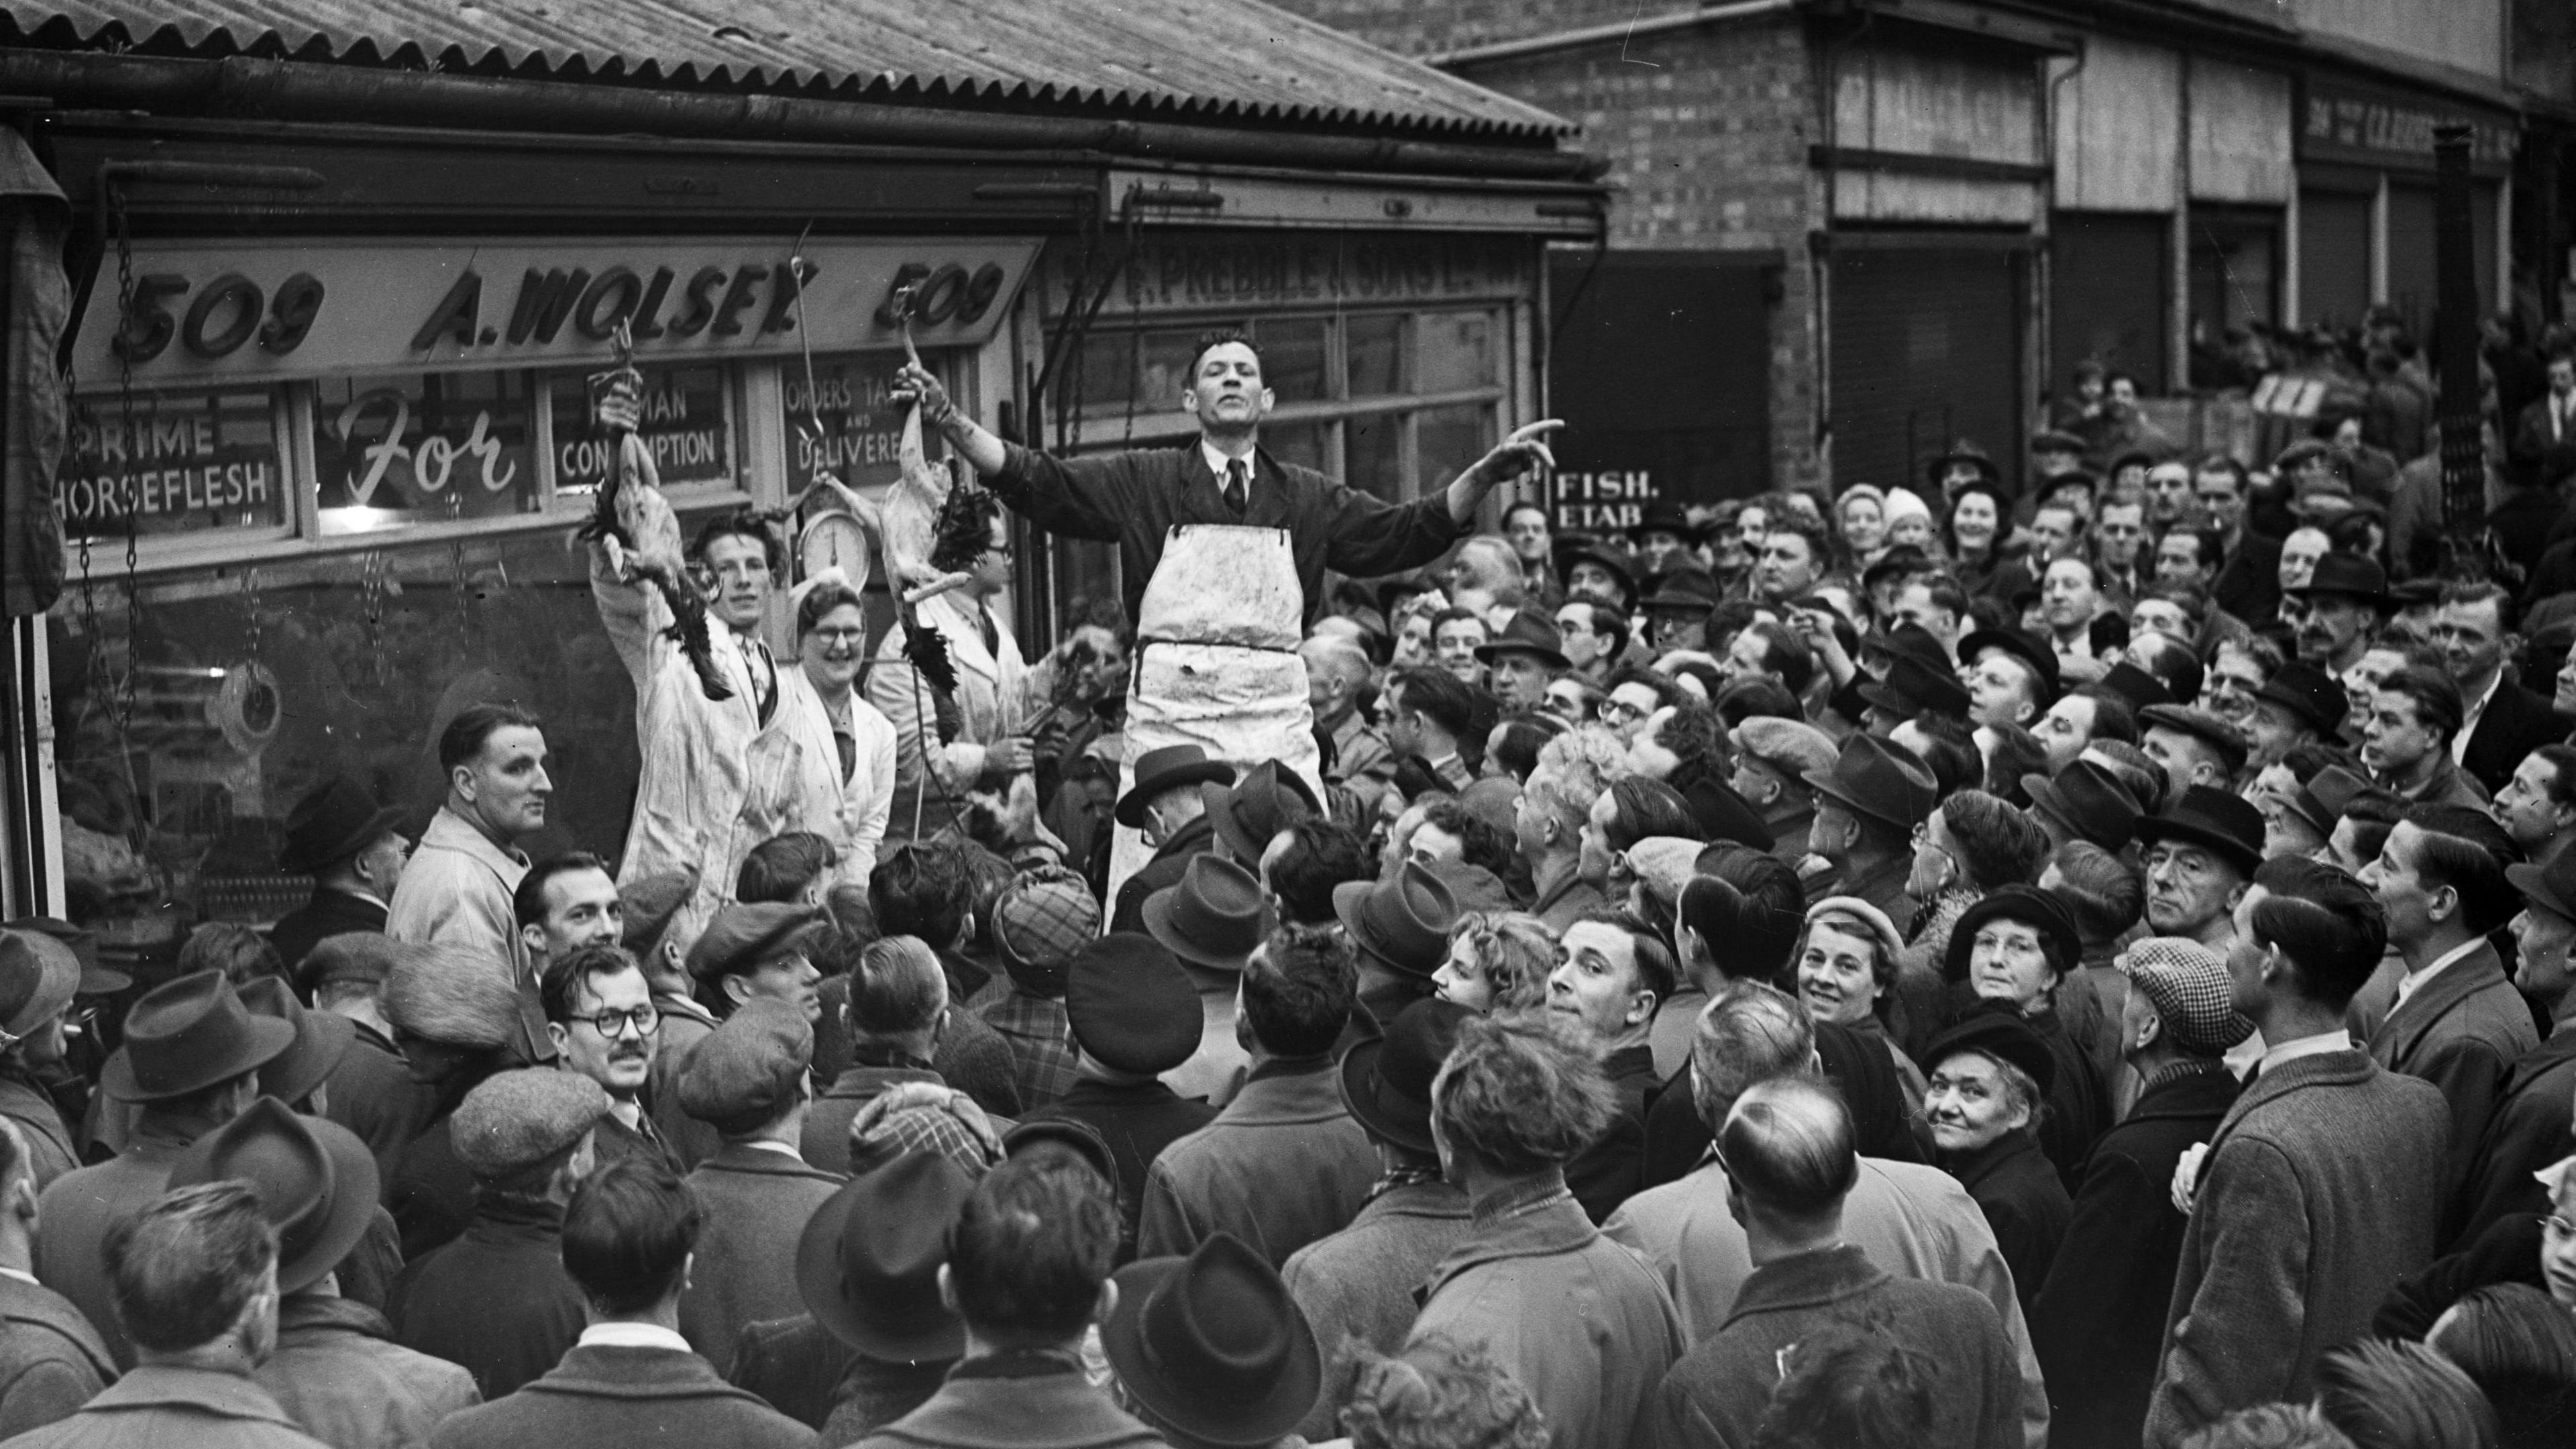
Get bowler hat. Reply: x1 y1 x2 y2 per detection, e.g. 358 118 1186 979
1957 628 2062 705
2135 785 2265 877
1924 1003 2057 1095
1473 610 1569 670
278 776 407 875
1629 500 1693 543
2139 705 2249 778
1116 746 1237 829
1065 934 1203 1075
3 917 128 997
1862 623 1952 678
2287 552 2392 610
237 977 355 1110
1858 653 1972 723
2019 760 2143 853
1104 1234 1322 1448
99 972 297 1104
167 1096 378 1294
1642 570 1723 614
1203 759 1321 865
1928 439 2001 487
1682 778 1774 851
1143 855 1271 971
1800 735 1938 835
2253 659 2349 736
2094 661 2173 714
2508 846 2576 926
1562 541 1638 602
1339 998 1471 1157
2118 938 2256 1057
1943 884 2082 985
798 1152 974 1362
1332 863 1460 979
0 931 78 1046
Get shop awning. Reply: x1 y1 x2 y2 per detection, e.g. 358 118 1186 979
1 0 1574 142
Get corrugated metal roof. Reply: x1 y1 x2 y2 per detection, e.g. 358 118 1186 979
1 0 1576 139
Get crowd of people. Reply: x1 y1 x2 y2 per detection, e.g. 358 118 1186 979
6 321 2576 1449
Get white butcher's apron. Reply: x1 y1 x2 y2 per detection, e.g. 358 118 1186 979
1102 525 1327 912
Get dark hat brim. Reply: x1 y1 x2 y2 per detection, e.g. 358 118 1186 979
797 1176 969 1362
1116 761 1238 829
2507 861 2576 925
279 1112 380 1294
1142 889 1258 972
262 1011 356 1110
2251 682 2343 735
2017 773 2134 852
2286 582 2393 611
1473 639 1570 670
1336 1036 1435 1157
278 804 408 875
1799 768 1919 834
99 1014 299 1104
2133 817 2263 878
1103 1257 1323 1448
1331 881 1437 979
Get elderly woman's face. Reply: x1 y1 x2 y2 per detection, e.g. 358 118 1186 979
1968 917 2055 1013
1796 921 1880 1026
1925 1051 2028 1155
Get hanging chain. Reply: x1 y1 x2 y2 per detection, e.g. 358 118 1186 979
241 566 264 667
360 549 387 686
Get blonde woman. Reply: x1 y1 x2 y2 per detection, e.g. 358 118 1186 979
1432 911 1558 1014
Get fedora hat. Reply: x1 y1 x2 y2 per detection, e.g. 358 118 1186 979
1561 541 1638 602
1203 760 1321 865
3 917 129 997
1143 855 1271 971
1116 746 1237 830
2019 759 2142 853
166 1096 379 1294
2287 552 2392 610
1957 627 2062 705
1862 623 1952 676
2253 659 2349 737
1339 998 1472 1157
1104 1234 1322 1448
1332 863 1460 979
2134 785 2265 878
798 1152 975 1362
2094 661 2173 714
0 931 78 1046
1473 610 1569 670
1682 777 1774 851
278 776 408 875
101 971 296 1104
237 976 355 1110
1857 653 1972 723
1629 500 1693 543
2028 429 2087 457
1929 439 2001 486
1800 735 1937 835
1642 570 1723 615
2509 845 2576 926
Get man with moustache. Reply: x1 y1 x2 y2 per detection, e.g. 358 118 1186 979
2282 553 2387 684
541 943 676 1171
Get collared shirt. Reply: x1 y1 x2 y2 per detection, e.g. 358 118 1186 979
1200 438 1256 502
2454 669 2504 765
576 1322 694 1353
2395 936 2485 1010
0 1265 38 1289
2258 1028 2353 1076
737 1138 802 1160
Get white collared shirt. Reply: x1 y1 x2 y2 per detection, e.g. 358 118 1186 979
0 1267 39 1289
2259 1028 2353 1076
1201 439 1255 501
2396 936 2485 1010
577 1323 694 1353
2453 670 2504 766
739 1138 804 1161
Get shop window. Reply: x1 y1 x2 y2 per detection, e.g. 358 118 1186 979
1347 315 1404 397
1415 313 1496 395
2187 207 2281 390
314 371 541 535
1251 317 1330 403
1415 405 1495 496
59 387 291 543
546 362 735 498
1346 415 1405 504
780 352 951 496
1263 421 1332 476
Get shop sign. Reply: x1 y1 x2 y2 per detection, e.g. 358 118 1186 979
56 388 287 539
548 364 733 494
1550 470 1659 535
2298 76 2517 173
1064 233 1527 317
68 237 1040 387
780 355 917 496
313 372 540 523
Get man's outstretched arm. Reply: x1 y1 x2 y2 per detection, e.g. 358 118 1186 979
892 361 1123 542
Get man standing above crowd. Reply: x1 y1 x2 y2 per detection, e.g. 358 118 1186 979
388 705 554 1064
2145 859 2449 1446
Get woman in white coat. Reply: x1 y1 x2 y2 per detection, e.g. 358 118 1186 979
777 572 898 892
866 491 1031 843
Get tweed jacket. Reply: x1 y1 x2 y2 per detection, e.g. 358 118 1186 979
388 1197 588 1403
1279 1179 1473 1438
1024 1077 1218 1260
2450 1025 2576 1249
1136 1057 1378 1268
678 1144 845 1375
0 1366 328 1449
254 1293 480 1449
1408 1177 1682 1449
0 1077 76 1193
1605 1155 2050 1449
849 1352 1166 1449
2144 1049 2450 1447
0 1272 113 1440
1651 1244 2019 1449
2029 1064 2241 1449
2365 941 2542 1197
727 1314 855 1430
32 1118 194 1370
971 986 1079 1112
427 1342 809 1449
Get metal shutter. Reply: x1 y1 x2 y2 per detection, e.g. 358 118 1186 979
1828 247 2024 498
2051 212 2171 392
2298 188 2372 329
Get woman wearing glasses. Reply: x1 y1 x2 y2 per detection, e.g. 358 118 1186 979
779 574 900 895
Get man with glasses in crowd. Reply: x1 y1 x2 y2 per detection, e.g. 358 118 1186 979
541 943 676 1171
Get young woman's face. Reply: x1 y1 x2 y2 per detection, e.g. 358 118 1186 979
1951 494 1998 550
1839 497 1886 555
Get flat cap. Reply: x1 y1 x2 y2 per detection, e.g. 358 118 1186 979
1734 716 1837 780
449 1068 609 1181
383 944 522 1051
295 932 403 996
686 901 818 981
993 871 1102 989
2119 937 2256 1057
2138 704 2249 778
621 868 700 955
679 998 814 1130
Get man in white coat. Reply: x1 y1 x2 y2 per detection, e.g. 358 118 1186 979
866 488 1031 844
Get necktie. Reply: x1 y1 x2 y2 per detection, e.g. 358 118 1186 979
978 604 1000 661
1224 458 1249 518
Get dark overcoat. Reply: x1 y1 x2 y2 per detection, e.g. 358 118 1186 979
254 1293 481 1449
678 1144 845 1375
388 1197 587 1403
1279 1179 1471 1439
427 1344 810 1449
1943 1129 2071 1315
0 1271 113 1440
1135 1059 1377 1268
1024 1079 1216 1261
2449 1026 2576 1248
